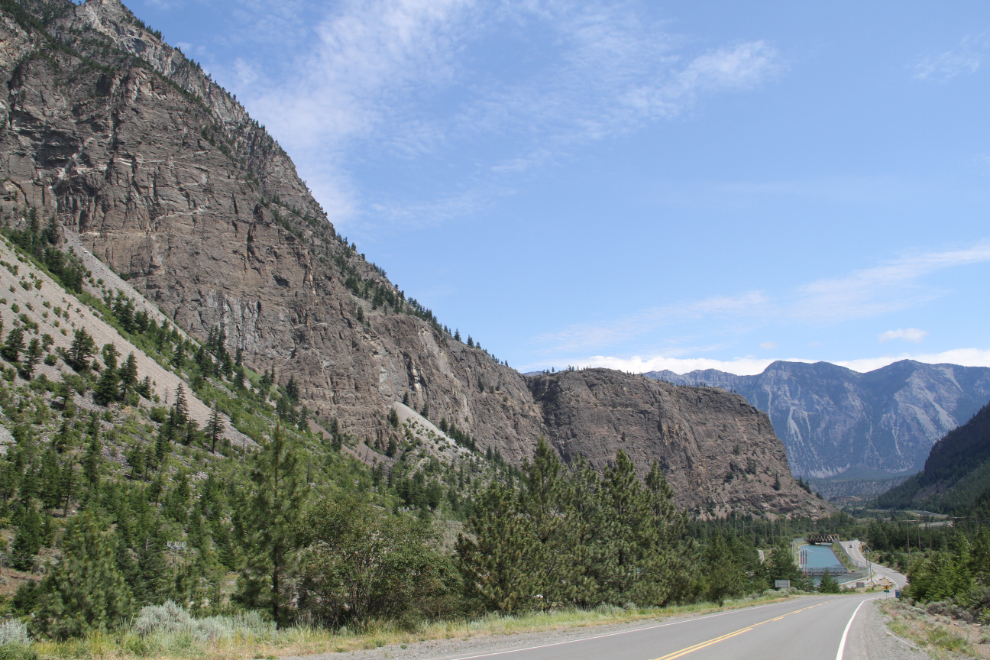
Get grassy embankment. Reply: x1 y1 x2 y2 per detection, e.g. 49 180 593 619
29 595 795 660
882 600 990 660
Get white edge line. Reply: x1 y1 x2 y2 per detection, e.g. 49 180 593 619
835 598 876 660
445 598 829 660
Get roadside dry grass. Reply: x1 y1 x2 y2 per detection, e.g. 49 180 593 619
881 600 990 660
30 595 794 660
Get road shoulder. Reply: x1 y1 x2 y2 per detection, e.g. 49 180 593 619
850 599 931 660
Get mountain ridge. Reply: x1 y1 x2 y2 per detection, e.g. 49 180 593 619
645 359 990 479
876 401 990 512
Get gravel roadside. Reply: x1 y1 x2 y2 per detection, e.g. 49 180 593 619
851 599 932 660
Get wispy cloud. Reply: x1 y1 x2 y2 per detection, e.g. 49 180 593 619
760 341 777 350
913 33 988 82
835 349 990 373
534 291 769 353
231 0 780 230
879 328 928 344
535 241 990 355
793 243 990 323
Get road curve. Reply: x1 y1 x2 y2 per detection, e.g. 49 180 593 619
846 540 908 590
423 595 891 660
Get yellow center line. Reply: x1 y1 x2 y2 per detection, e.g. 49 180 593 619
652 601 833 660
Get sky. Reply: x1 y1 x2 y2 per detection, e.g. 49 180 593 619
120 0 990 375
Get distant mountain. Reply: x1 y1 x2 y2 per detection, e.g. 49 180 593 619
876 402 990 512
645 361 990 479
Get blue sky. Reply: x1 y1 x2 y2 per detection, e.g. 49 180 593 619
124 0 990 375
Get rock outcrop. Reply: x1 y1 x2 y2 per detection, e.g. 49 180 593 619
530 370 829 516
0 0 829 517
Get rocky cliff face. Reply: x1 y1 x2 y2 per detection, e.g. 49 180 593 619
529 370 829 516
0 0 828 517
647 361 990 479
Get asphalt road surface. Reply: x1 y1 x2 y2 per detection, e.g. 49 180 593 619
418 594 899 660
846 540 908 590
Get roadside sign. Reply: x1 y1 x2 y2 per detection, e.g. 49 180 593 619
775 580 791 589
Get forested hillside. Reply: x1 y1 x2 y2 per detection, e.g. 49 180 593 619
876 402 990 513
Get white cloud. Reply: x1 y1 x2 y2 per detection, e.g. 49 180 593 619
760 341 777 350
534 291 769 353
792 243 990 323
913 34 987 82
533 347 990 377
878 328 928 344
835 349 990 373
533 240 990 358
526 354 779 376
230 0 780 230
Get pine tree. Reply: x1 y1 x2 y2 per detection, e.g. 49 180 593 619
704 532 743 606
119 353 139 394
23 338 42 378
238 422 308 626
208 404 224 454
520 437 582 607
83 427 102 489
34 512 135 639
93 344 120 405
11 504 42 570
172 341 185 369
2 326 24 362
285 376 299 402
68 328 95 371
818 568 840 594
457 480 536 613
171 385 188 428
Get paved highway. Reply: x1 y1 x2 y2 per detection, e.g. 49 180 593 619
845 540 908 590
423 594 902 660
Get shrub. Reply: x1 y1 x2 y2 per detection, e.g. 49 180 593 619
133 601 273 641
0 620 30 646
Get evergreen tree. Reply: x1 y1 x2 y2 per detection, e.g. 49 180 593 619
2 326 24 362
34 512 135 639
83 427 102 490
208 404 224 454
93 344 120 405
11 504 42 570
68 328 95 371
233 368 245 391
172 341 185 369
119 353 139 394
285 376 299 402
171 385 188 429
238 422 308 626
520 438 583 607
457 480 536 613
818 569 840 594
23 338 42 378
703 532 743 606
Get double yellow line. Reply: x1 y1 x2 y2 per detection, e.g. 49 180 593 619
653 601 832 660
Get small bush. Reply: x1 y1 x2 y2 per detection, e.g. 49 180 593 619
133 601 274 641
0 620 30 646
